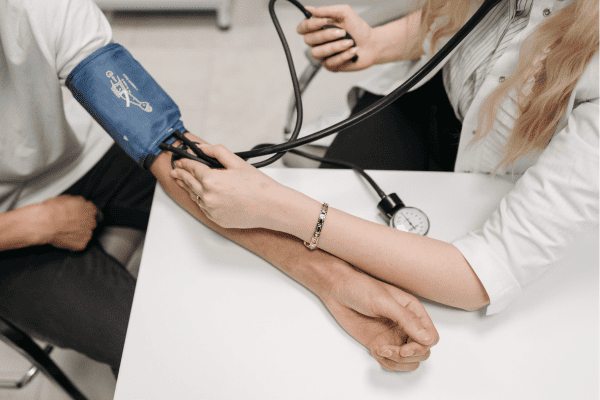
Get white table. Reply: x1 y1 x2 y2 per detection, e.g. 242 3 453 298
114 169 598 400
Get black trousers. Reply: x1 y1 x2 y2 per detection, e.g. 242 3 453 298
0 144 156 377
320 69 462 171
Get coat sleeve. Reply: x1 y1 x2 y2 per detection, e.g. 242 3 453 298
452 98 599 315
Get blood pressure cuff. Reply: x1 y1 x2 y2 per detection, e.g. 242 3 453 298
66 43 184 169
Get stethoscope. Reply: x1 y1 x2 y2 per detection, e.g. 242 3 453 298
159 0 503 235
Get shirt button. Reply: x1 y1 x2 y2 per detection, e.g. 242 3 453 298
543 8 551 16
499 76 505 83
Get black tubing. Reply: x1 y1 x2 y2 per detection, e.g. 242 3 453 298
166 0 501 169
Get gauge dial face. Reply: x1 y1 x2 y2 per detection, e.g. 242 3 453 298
390 207 430 236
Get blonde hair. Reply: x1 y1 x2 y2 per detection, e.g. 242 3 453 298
416 0 599 171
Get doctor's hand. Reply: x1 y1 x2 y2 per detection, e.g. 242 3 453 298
297 5 378 72
170 144 287 230
323 264 439 371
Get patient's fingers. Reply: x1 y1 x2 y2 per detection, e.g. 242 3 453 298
399 338 431 358
374 346 430 364
376 356 420 372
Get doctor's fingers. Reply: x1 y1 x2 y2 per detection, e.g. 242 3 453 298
305 5 357 22
322 48 360 71
174 179 207 208
175 158 211 181
187 188 207 208
171 167 205 194
303 26 347 46
297 15 331 35
311 39 355 61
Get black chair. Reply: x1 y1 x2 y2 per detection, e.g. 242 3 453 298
0 316 89 400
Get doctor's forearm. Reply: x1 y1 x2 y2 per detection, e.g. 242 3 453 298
274 192 490 311
149 134 347 300
373 9 426 64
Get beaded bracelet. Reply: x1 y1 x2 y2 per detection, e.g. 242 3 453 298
304 203 328 251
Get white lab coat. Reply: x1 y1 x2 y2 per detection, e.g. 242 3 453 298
300 0 598 314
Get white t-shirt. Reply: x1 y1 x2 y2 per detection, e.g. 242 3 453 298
0 0 115 213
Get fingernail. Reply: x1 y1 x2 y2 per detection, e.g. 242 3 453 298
419 331 432 342
175 161 182 168
404 350 414 357
335 29 343 36
177 181 184 188
350 47 358 53
380 349 392 358
345 39 353 46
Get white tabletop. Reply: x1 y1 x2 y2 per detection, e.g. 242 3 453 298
114 169 598 400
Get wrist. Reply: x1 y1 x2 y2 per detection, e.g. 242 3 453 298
371 26 390 65
33 202 55 245
300 251 352 301
373 10 425 64
0 203 50 249
264 186 321 241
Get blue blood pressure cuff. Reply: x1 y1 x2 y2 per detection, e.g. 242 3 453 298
66 43 184 169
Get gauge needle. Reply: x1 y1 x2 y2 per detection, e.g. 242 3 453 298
407 218 416 230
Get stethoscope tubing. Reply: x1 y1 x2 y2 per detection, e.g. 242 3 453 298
238 0 502 161
161 0 502 170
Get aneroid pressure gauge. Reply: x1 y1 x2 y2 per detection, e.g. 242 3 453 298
378 193 430 236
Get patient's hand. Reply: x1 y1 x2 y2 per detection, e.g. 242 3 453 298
165 138 439 371
323 264 438 371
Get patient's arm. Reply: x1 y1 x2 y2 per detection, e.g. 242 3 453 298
149 132 438 371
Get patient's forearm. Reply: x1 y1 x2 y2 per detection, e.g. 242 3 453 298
0 204 44 251
149 133 347 300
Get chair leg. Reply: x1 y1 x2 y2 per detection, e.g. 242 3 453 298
0 318 89 400
0 343 53 389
